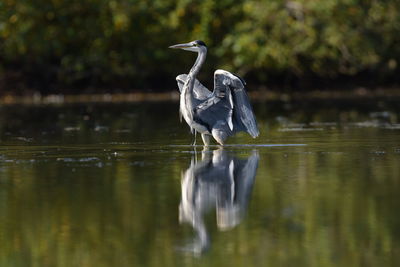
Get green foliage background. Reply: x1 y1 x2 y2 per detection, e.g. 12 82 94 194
1 0 400 93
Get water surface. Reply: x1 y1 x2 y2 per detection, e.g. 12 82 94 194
0 99 399 266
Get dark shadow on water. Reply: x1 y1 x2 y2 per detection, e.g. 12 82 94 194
178 148 259 256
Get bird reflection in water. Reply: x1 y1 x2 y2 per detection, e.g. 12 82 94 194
179 148 259 255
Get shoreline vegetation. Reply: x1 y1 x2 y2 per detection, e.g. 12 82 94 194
2 1 400 97
1 87 400 105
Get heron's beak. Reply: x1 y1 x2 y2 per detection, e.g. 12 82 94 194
168 42 192 49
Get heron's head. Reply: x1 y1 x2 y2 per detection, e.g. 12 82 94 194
169 40 207 53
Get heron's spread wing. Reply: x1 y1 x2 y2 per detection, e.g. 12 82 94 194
176 74 211 100
193 75 234 133
194 92 233 133
177 71 258 138
212 70 259 138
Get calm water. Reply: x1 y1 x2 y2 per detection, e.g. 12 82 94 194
0 99 399 266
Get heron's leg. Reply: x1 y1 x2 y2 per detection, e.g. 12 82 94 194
201 134 210 147
192 131 197 146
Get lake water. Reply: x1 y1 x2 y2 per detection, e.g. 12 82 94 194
0 99 399 266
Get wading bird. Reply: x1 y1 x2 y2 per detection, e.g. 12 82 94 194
169 40 259 146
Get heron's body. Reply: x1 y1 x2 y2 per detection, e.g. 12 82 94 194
169 40 259 146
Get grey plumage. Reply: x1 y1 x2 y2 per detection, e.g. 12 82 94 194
170 40 259 146
176 74 211 100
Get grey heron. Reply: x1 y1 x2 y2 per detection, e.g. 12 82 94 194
169 40 259 146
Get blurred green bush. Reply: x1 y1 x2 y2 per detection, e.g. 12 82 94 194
0 0 399 93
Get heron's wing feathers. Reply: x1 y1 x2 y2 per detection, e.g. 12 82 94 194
231 87 259 137
194 90 233 132
213 70 259 138
193 71 235 132
176 74 212 100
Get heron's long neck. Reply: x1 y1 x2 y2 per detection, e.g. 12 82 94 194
189 49 207 77
185 49 207 100
180 49 207 127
